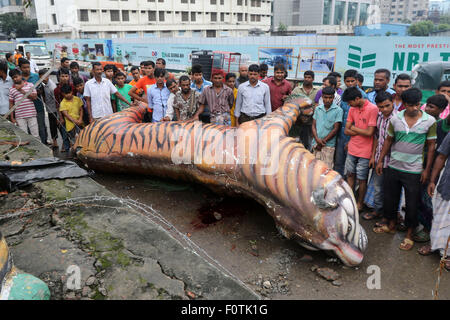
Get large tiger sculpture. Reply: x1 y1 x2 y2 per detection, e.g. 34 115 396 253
74 98 368 267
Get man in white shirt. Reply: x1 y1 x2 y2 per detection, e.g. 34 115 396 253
25 52 39 74
84 62 132 123
162 78 179 121
0 61 13 116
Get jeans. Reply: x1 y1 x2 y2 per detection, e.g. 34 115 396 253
36 109 48 144
383 167 421 228
372 168 385 215
334 135 349 177
345 154 370 181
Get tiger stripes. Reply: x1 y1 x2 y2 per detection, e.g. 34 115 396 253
75 97 367 266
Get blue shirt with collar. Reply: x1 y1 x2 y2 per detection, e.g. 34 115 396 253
367 87 396 104
191 78 212 94
147 84 171 122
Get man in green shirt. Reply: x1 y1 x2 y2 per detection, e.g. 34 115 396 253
5 53 16 71
112 72 133 112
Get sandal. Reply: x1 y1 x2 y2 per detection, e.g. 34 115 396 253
373 225 396 234
362 211 382 220
418 245 433 256
399 238 414 251
413 230 430 243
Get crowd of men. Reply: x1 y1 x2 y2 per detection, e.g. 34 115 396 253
1 53 449 270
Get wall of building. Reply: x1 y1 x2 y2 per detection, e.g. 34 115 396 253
35 0 273 39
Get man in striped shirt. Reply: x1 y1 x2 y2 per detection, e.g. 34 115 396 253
374 88 437 251
8 69 39 138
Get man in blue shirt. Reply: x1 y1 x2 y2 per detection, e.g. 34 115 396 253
19 58 47 144
334 69 367 177
367 68 396 104
191 64 212 123
147 68 171 123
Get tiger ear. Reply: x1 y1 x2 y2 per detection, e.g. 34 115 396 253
311 187 338 210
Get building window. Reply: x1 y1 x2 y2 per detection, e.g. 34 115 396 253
182 11 189 21
181 0 188 3
323 0 332 25
191 0 195 3
237 13 243 21
52 14 57 25
111 10 120 22
347 2 358 25
161 31 172 37
359 3 370 25
50 0 55 5
148 11 156 21
210 0 216 4
191 12 196 21
334 1 346 25
211 12 217 21
221 12 224 21
292 14 299 25
159 11 165 21
206 30 216 37
79 9 89 22
122 10 129 22
237 0 242 5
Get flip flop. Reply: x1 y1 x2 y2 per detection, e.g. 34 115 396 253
362 211 382 221
373 225 395 234
413 230 430 243
418 245 433 256
399 238 414 251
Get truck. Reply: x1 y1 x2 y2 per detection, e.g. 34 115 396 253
16 42 52 70
191 50 241 81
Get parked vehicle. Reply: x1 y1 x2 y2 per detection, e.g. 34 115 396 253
16 42 52 70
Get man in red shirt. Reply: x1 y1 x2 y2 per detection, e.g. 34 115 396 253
343 86 379 211
263 64 292 112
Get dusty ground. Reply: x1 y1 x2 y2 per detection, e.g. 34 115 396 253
91 171 450 300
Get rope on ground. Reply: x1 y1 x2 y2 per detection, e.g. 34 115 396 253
0 194 259 298
434 235 450 300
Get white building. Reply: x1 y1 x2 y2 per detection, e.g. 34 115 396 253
34 0 273 39
376 0 429 23
272 0 373 35
0 0 37 19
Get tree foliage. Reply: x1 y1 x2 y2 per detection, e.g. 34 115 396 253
408 20 435 36
0 13 38 38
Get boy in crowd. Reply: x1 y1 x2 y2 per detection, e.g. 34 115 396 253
421 81 450 119
18 57 47 145
147 68 170 122
59 84 84 146
343 86 379 211
38 69 68 150
60 57 70 70
418 133 450 271
54 68 75 104
392 73 411 111
363 91 395 221
334 69 367 177
70 61 89 83
8 69 39 138
156 58 175 80
291 70 320 151
129 66 141 94
129 60 156 104
311 86 343 168
173 75 201 121
259 63 269 80
112 72 133 112
6 53 16 71
162 79 179 121
199 70 234 126
225 72 238 127
315 72 344 103
315 76 341 106
263 64 292 112
191 64 212 123
73 77 90 126
374 88 436 251
104 64 117 84
356 73 364 88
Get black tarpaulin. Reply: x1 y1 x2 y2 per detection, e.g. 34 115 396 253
0 157 88 192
